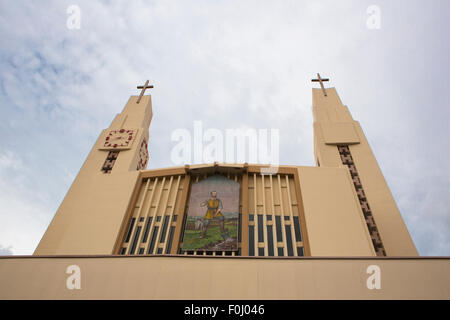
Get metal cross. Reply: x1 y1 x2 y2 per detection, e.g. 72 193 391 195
311 73 330 97
136 80 154 104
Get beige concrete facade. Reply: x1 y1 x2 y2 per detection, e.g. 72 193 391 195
0 86 443 299
1 255 449 299
298 167 374 256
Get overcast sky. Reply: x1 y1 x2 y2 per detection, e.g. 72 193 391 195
0 0 449 256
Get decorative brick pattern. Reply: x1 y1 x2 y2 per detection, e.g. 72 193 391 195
137 139 149 170
338 145 386 256
101 151 119 174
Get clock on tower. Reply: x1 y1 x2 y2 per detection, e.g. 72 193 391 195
100 128 138 150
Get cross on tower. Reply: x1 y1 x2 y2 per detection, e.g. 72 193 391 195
136 80 154 104
311 73 330 97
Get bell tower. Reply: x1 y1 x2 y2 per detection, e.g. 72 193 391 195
312 74 417 256
34 82 153 255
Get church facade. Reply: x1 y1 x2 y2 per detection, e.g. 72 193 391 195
0 81 449 299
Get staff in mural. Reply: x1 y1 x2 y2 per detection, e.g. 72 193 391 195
199 191 229 240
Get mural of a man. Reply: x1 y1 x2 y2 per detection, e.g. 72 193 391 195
199 191 228 239
181 174 239 251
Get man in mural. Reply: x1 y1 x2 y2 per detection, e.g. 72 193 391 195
199 191 229 239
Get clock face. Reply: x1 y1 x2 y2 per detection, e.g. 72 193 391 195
137 139 149 170
101 129 137 150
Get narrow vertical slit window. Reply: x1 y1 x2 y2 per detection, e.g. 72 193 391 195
165 226 175 254
147 226 159 254
285 225 294 256
293 216 303 242
124 218 136 243
142 217 153 243
159 216 170 243
129 226 142 254
257 214 264 242
267 225 274 256
275 216 283 242
249 225 255 256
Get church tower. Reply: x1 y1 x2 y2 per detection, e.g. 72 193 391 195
34 83 153 255
311 74 417 256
